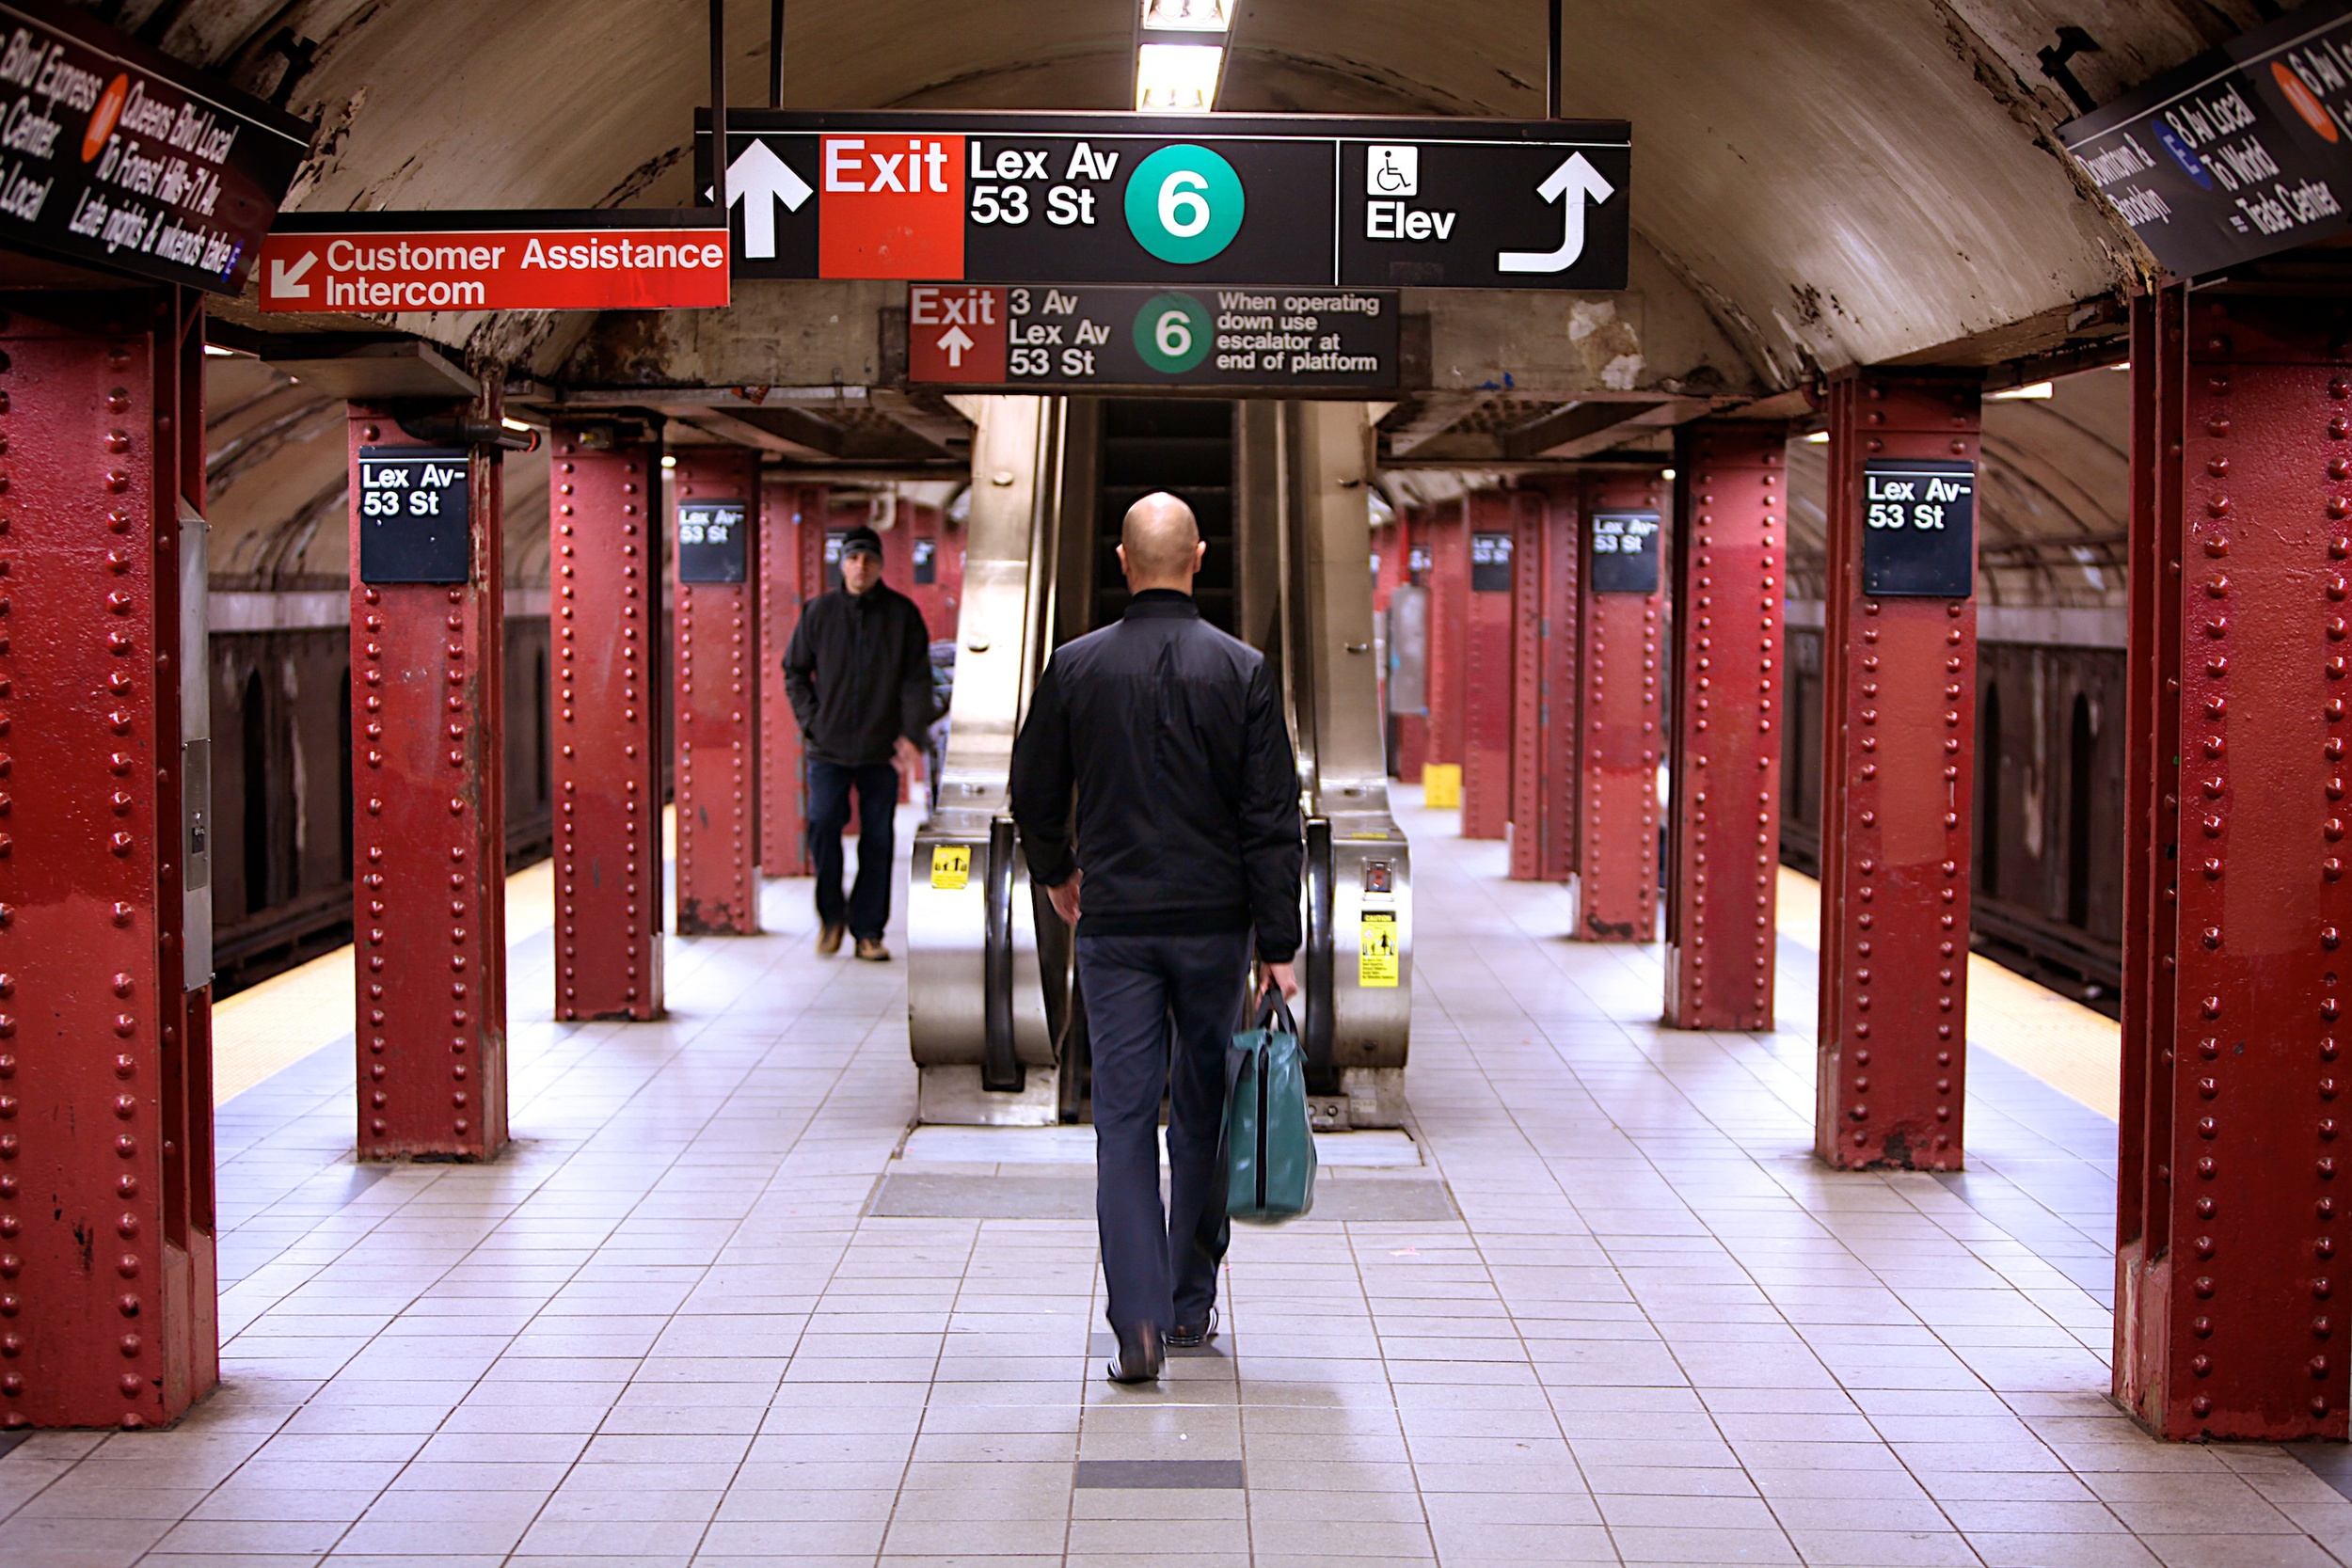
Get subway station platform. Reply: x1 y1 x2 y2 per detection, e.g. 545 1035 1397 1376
2 806 2344 1568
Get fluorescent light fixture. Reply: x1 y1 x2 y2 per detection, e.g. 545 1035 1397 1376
501 417 533 433
1136 41 1223 111
1803 431 1831 444
1661 467 1677 481
1141 0 1229 30
1990 380 2054 401
660 454 679 469
202 343 238 357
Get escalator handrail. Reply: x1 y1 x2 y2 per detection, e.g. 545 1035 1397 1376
981 816 1024 1091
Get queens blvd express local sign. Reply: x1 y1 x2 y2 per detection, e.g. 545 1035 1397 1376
260 211 729 313
0 0 305 292
697 109 1629 290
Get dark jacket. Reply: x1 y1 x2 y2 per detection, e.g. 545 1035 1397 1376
783 582 934 767
1009 590 1303 962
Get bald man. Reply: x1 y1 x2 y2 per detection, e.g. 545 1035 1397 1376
1010 492 1303 1386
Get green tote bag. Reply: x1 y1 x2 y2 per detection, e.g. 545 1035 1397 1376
1227 994 1318 1223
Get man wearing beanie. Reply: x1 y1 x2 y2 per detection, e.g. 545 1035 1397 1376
783 523 936 959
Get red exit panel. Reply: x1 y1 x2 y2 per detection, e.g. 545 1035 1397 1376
909 285 1006 382
819 135 964 279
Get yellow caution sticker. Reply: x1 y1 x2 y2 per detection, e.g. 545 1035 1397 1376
1359 911 1400 988
1422 762 1461 810
930 845 971 890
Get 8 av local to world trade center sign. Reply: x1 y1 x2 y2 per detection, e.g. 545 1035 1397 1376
259 210 730 313
695 110 1631 291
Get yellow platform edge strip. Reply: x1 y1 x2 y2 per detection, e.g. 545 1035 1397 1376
1776 864 2121 1122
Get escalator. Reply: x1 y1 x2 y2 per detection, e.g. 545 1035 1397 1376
907 395 1411 1129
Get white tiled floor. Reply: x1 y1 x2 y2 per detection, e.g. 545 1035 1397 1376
4 803 2349 1566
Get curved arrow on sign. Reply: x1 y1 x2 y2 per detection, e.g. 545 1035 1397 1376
1497 151 1615 275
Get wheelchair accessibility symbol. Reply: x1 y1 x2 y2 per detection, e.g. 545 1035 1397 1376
1367 144 1418 198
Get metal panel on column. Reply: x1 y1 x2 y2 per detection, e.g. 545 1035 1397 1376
549 426 662 1022
1461 491 1518 840
1665 422 1788 1030
674 449 760 933
349 395 509 1162
2118 290 2352 1441
759 480 823 879
3 290 217 1429
1814 370 1979 1171
1569 472 1664 940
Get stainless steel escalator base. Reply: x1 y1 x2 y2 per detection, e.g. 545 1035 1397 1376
917 1063 1063 1128
1309 1068 1409 1132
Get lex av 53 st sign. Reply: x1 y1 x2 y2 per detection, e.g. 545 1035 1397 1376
696 110 1630 290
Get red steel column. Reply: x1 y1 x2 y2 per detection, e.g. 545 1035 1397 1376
1462 491 1518 840
1538 483 1582 881
1569 472 1664 940
549 426 662 1022
673 448 760 934
1508 489 1547 879
1422 499 1470 789
1813 369 1979 1171
758 479 822 879
2117 290 2352 1440
5 290 217 1430
349 393 510 1162
1665 422 1788 1030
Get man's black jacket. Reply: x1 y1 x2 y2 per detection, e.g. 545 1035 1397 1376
1009 590 1303 962
782 582 933 767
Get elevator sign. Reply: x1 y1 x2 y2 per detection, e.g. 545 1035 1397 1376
1862 460 1975 597
262 211 730 313
699 110 1629 290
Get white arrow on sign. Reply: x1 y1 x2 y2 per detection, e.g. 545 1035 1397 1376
1496 151 1614 275
269 250 317 298
724 138 814 260
935 325 974 368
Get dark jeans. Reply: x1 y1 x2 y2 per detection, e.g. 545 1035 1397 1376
1077 929 1250 1336
806 758 898 940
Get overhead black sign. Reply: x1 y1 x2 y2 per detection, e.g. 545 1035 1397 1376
677 499 748 584
357 448 471 585
696 110 1629 291
1589 511 1661 594
906 282 1397 391
1470 531 1513 592
1862 460 1974 597
0 0 306 293
2058 0 2352 277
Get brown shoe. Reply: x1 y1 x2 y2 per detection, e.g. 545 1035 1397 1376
854 937 891 961
817 923 845 956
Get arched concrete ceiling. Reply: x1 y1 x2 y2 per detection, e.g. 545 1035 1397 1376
97 0 2270 383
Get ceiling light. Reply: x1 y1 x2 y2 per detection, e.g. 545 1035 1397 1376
660 454 678 469
1136 42 1223 112
1661 467 1677 481
1990 380 2054 401
1803 431 1830 444
1141 0 1228 30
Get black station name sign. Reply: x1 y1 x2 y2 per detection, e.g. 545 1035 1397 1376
0 0 306 293
357 448 471 585
1470 531 1513 593
676 499 748 584
1589 511 1661 594
2059 0 2352 277
697 110 1629 291
1861 459 1974 597
905 282 1397 391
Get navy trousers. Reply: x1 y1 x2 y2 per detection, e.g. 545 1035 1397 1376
806 758 898 940
1076 929 1251 1336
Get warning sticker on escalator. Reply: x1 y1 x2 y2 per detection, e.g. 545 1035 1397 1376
930 845 971 890
1359 911 1400 988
